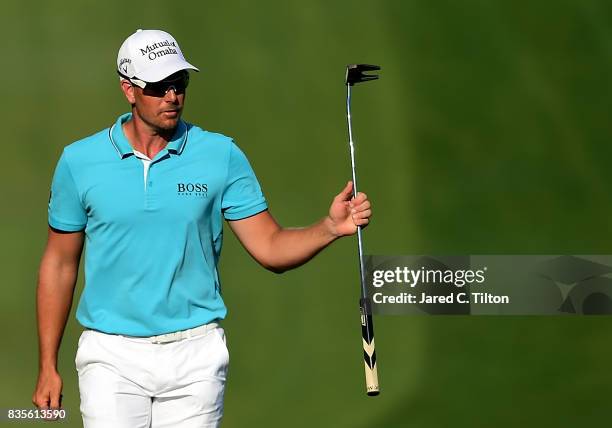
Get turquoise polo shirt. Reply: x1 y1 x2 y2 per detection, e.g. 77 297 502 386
48 113 268 336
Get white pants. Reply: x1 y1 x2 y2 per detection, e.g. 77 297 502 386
75 325 229 428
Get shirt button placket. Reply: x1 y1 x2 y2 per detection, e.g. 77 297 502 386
146 165 153 210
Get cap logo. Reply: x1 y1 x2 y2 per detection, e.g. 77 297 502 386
119 58 131 74
139 39 178 61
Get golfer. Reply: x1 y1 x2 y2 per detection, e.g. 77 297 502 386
32 29 371 427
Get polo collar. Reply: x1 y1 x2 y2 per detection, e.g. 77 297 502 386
108 112 189 159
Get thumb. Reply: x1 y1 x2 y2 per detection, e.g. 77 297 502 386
334 181 354 202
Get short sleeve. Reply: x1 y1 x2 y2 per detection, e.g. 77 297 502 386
222 142 268 220
48 151 87 231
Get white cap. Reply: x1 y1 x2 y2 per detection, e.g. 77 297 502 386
117 29 199 82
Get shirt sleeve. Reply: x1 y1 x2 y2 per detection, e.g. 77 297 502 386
48 151 87 231
222 141 268 220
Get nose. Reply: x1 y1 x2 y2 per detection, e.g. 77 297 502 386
164 86 178 102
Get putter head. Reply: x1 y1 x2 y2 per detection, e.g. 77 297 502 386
345 64 380 86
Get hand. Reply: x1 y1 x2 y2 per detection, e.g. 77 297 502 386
32 368 63 411
327 181 372 237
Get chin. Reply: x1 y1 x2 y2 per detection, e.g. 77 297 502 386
158 117 181 131
161 120 179 130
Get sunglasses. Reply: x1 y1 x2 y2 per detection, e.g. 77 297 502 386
124 71 190 97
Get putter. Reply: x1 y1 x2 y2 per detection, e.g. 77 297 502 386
345 63 381 396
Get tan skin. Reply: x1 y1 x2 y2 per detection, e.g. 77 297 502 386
32 75 372 410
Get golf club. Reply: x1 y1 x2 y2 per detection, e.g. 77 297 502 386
345 63 381 396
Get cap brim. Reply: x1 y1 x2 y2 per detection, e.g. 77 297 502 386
137 60 200 82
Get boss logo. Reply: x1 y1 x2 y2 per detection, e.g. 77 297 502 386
177 183 208 197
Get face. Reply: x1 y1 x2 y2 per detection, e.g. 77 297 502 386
121 71 189 132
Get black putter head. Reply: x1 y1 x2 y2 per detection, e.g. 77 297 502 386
345 64 380 86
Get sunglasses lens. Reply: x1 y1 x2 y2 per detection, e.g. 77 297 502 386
143 73 189 97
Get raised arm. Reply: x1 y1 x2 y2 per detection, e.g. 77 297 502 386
32 227 84 410
228 181 371 273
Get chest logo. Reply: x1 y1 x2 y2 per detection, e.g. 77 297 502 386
177 183 208 197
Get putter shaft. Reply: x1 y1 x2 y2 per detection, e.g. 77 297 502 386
346 83 367 299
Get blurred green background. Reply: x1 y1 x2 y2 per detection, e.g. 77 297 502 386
2 0 612 426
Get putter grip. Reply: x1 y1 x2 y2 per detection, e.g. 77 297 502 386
360 297 380 396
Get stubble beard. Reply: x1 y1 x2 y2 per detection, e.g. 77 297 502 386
138 108 183 135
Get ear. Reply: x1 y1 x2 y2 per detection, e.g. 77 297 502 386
120 79 136 105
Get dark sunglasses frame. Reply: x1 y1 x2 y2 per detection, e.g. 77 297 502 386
117 70 190 97
143 72 190 97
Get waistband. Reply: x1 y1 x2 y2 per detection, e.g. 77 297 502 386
86 321 220 344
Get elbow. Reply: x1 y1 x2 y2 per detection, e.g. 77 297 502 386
258 256 290 274
253 240 294 274
263 263 289 274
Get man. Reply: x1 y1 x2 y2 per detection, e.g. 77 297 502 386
32 29 371 427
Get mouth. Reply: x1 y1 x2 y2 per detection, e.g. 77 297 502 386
162 110 180 118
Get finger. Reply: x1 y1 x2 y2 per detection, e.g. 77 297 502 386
33 390 49 409
351 192 368 205
351 200 371 212
353 217 370 226
352 209 372 219
50 390 61 410
47 394 62 421
36 399 50 409
334 181 354 202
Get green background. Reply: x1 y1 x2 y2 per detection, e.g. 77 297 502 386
2 0 612 426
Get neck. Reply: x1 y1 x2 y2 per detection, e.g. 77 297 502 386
122 111 177 159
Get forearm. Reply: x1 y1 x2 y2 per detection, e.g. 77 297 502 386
229 184 371 274
265 216 339 273
36 257 79 371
